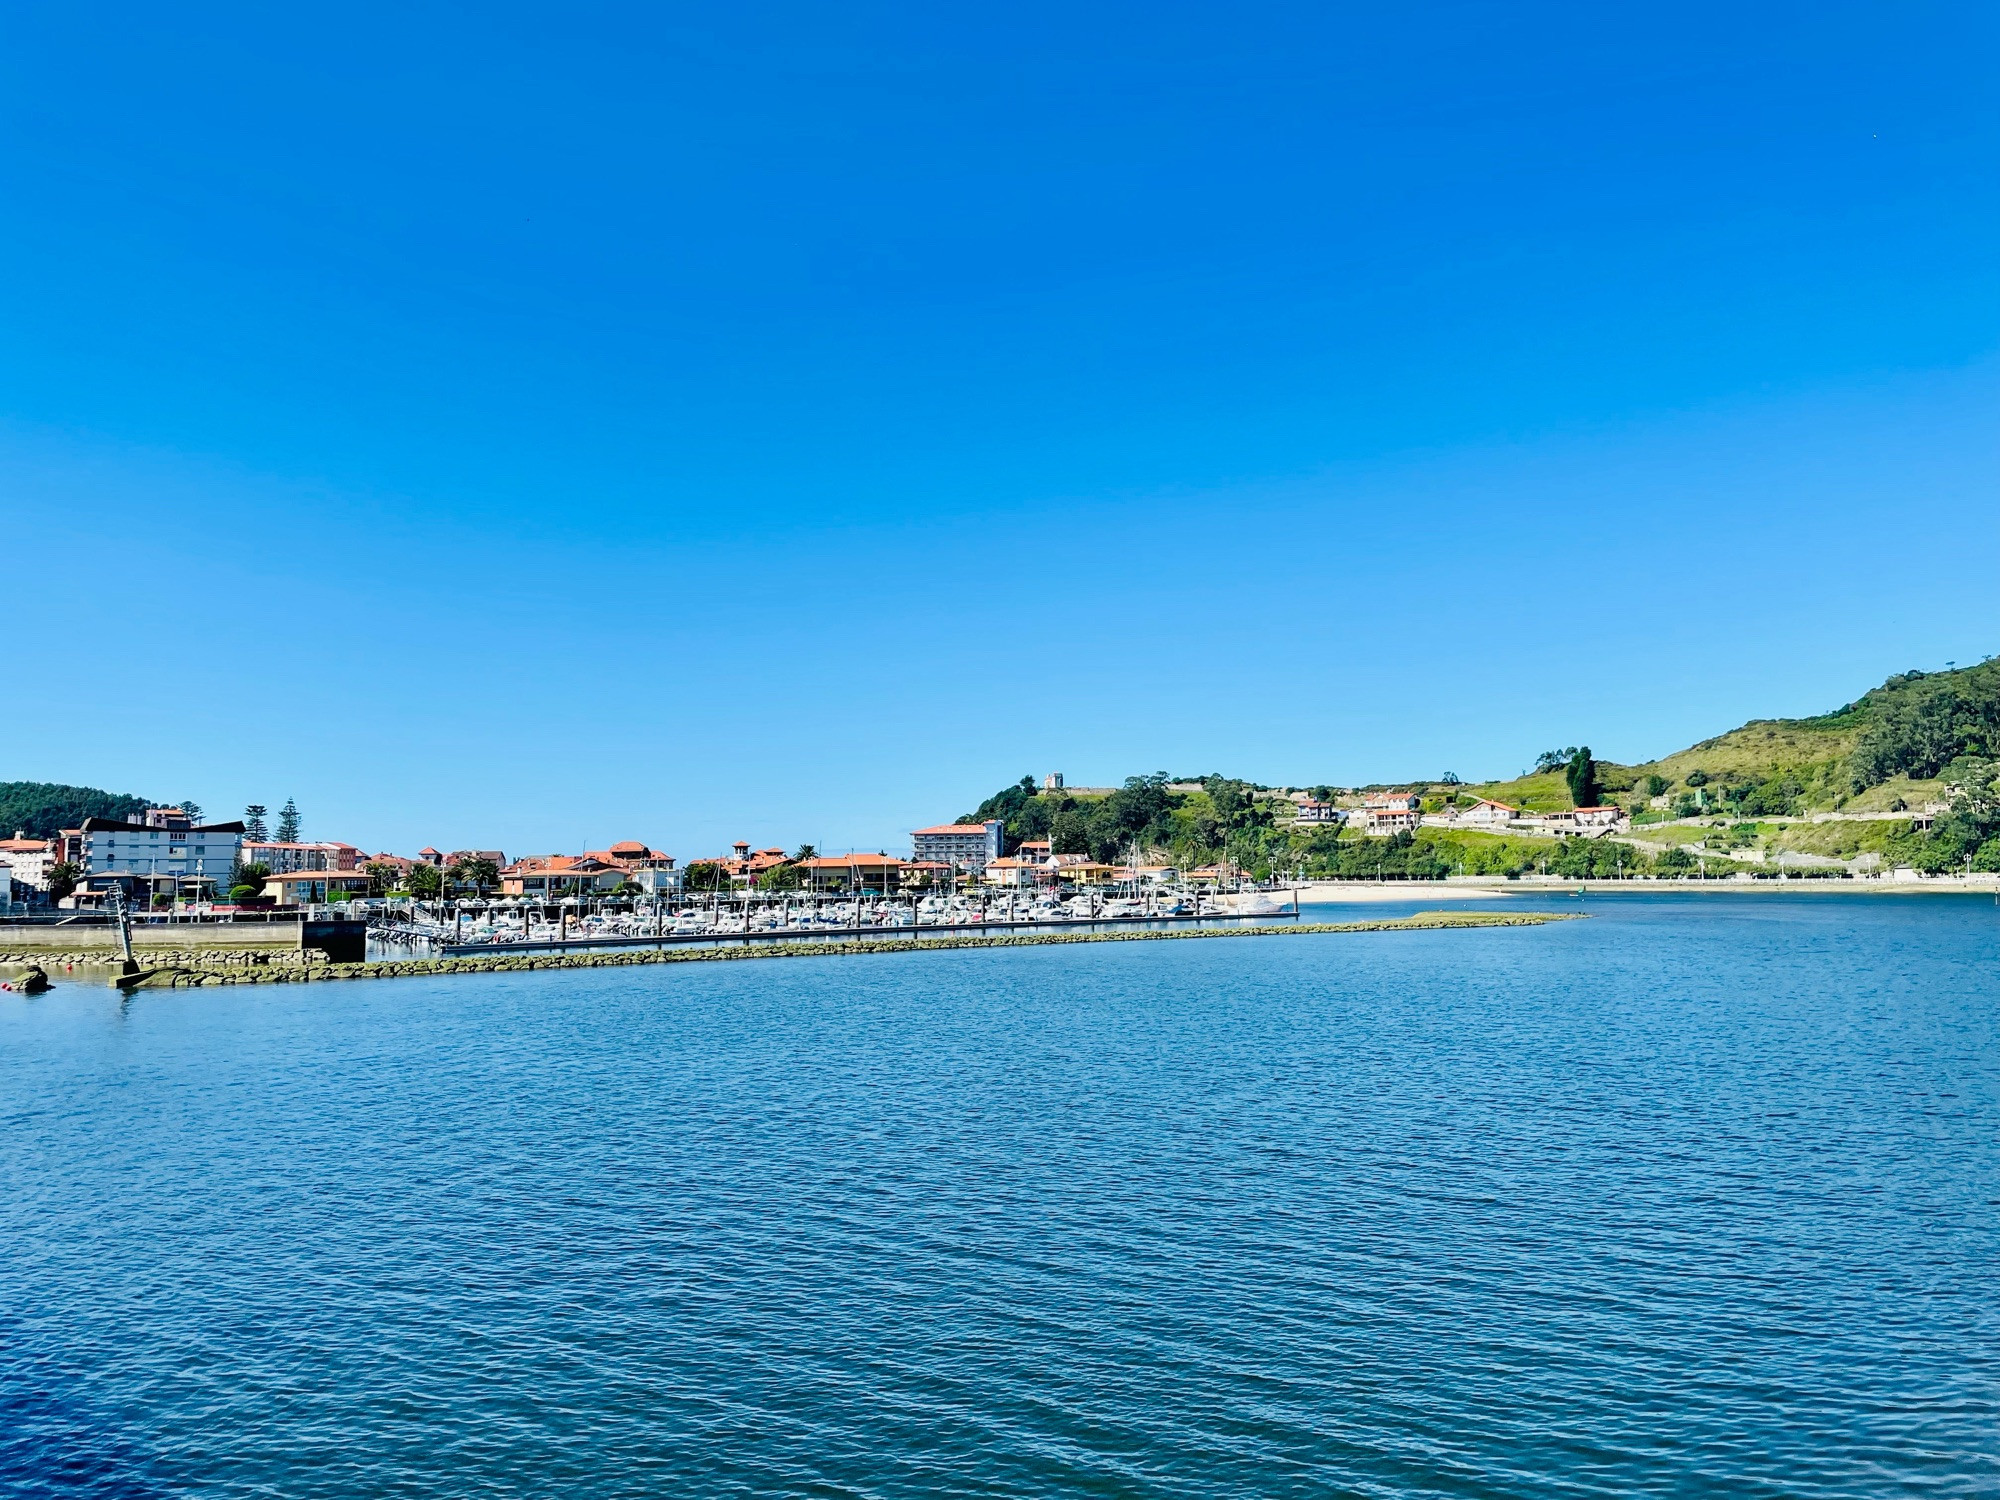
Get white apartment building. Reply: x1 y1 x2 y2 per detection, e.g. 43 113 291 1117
0 836 54 889
910 820 1006 874
79 808 244 898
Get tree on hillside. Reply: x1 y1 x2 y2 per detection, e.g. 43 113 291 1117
243 805 269 841
1049 808 1091 855
1565 747 1601 809
1533 747 1580 775
1846 661 2000 790
275 799 300 842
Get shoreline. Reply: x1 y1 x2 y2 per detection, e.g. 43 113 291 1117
3 911 1580 991
1291 878 2000 898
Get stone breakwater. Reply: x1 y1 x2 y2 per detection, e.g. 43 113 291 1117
21 912 1580 990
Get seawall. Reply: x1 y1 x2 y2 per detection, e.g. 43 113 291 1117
2 911 1581 991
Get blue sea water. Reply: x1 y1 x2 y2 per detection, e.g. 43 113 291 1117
2 892 1996 1498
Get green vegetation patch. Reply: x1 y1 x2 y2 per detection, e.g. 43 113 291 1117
0 781 151 840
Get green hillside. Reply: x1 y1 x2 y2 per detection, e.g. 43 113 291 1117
952 658 2000 880
1460 660 2000 818
0 780 150 840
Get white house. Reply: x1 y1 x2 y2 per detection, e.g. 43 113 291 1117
1364 807 1422 835
1459 799 1518 829
1569 806 1626 835
981 856 1040 888
1363 791 1423 813
1295 801 1345 825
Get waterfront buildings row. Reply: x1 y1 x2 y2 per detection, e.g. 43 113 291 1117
0 782 1637 912
1290 791 1629 838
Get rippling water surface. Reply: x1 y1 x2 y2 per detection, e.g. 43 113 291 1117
3 893 1996 1497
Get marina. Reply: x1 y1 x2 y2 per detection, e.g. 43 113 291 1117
370 886 1305 958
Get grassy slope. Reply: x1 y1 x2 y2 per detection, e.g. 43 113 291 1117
1466 710 1936 816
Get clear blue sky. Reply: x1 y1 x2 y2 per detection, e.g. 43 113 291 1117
5 3 1997 857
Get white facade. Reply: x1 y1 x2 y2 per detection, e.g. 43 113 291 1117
1459 800 1518 829
910 821 1005 874
1363 808 1422 835
82 817 243 891
1363 791 1423 814
241 840 361 873
0 840 53 889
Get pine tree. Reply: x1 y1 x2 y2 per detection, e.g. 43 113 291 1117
275 798 301 842
243 805 269 841
1565 747 1600 809
181 800 204 824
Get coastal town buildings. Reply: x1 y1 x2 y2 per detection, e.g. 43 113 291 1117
1294 800 1344 825
1361 790 1424 835
1362 791 1423 814
241 840 363 873
501 856 626 896
910 821 1005 875
1565 807 1627 835
497 841 679 897
1458 799 1519 829
699 843 787 887
800 853 904 893
73 808 245 902
1049 854 1120 885
0 835 55 890
261 869 373 904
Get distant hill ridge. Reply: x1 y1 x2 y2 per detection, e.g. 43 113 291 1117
0 781 151 841
964 659 2000 824
1440 659 1999 818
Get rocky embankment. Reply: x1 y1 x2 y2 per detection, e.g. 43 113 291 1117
2 912 1579 991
